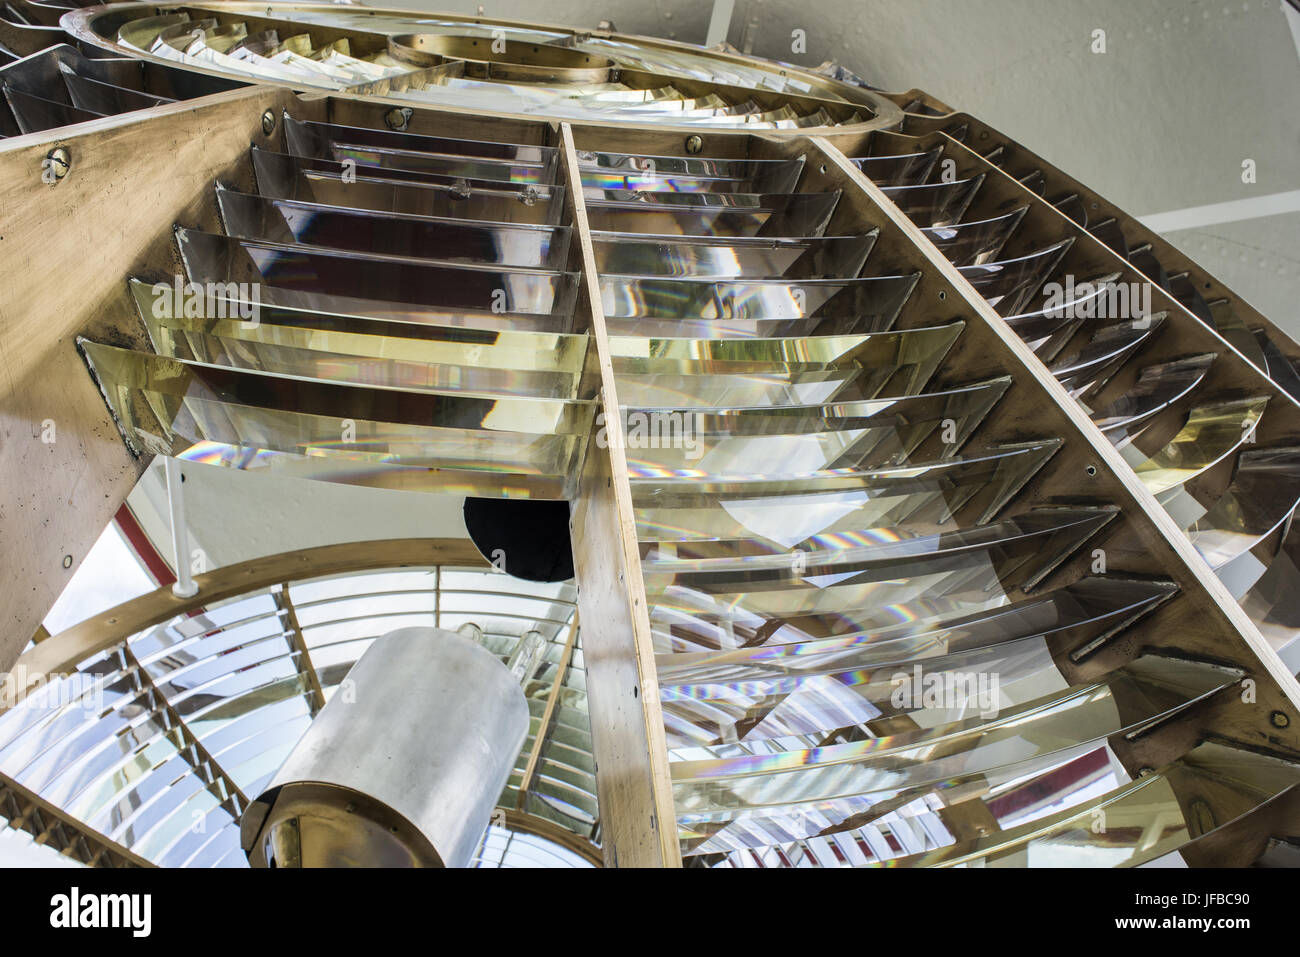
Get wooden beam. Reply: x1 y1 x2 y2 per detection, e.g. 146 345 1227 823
0 85 296 671
516 611 579 808
560 122 681 867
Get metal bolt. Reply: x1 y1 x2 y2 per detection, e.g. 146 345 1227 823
44 147 70 184
684 134 703 155
61 554 73 569
385 107 413 131
261 110 276 135
1271 710 1290 728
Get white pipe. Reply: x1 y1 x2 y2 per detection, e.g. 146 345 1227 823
705 0 735 48
164 457 199 598
1138 189 1300 234
507 630 548 686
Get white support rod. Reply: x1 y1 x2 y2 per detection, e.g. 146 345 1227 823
1138 189 1300 234
164 457 199 598
705 0 735 48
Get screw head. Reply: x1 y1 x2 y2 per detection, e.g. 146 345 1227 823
261 110 276 135
44 147 70 184
684 134 703 155
61 554 73 569
385 107 413 131
1271 710 1290 729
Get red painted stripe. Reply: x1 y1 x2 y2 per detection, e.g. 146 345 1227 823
113 503 176 586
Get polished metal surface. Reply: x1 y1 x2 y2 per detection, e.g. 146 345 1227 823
241 626 528 867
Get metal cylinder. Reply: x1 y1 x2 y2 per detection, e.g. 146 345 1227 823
240 626 528 868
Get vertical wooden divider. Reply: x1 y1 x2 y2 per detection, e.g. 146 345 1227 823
558 123 681 867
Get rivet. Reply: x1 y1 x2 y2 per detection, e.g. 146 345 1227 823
684 134 703 155
261 110 276 135
1271 710 1290 728
44 147 70 184
61 554 73 568
385 107 413 131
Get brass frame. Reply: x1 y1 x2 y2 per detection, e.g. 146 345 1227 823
2 19 1299 867
59 2 902 135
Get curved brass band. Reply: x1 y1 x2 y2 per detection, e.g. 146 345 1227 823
499 808 602 867
59 2 903 135
3 538 487 710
